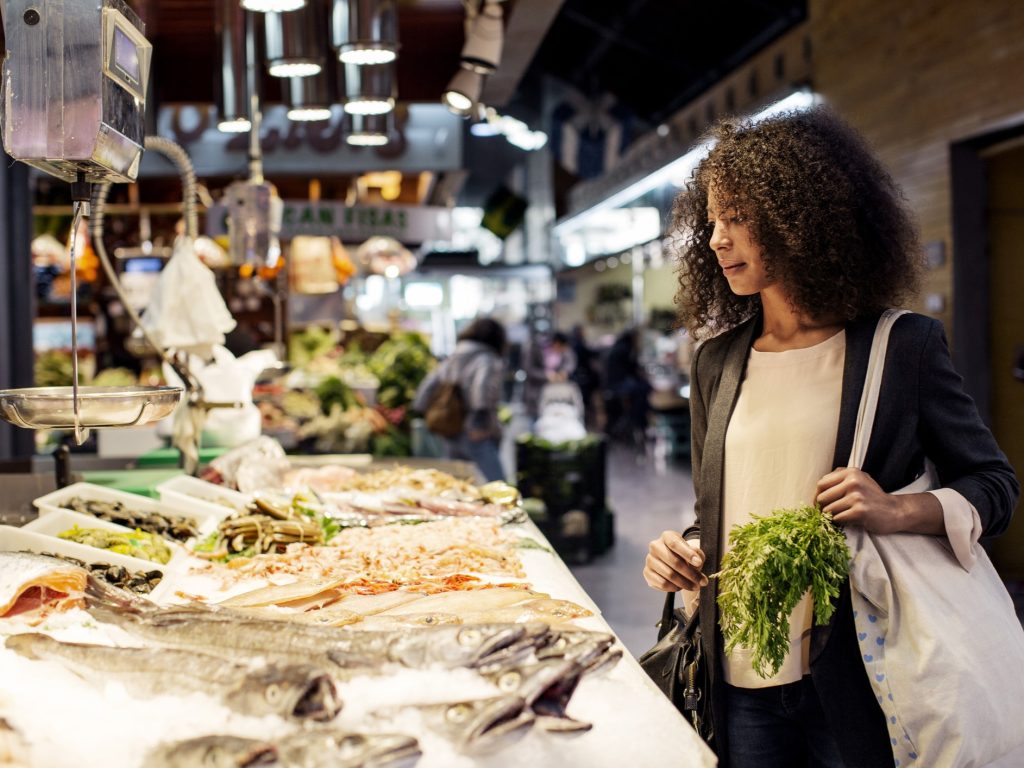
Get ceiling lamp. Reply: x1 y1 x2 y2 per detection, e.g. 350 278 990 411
341 61 395 115
285 73 333 121
460 1 504 75
345 112 391 146
331 0 399 65
442 67 484 117
241 0 307 12
265 0 326 78
216 0 255 132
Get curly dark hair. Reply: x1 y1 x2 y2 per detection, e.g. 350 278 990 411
671 106 922 338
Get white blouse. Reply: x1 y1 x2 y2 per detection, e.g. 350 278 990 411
718 329 983 688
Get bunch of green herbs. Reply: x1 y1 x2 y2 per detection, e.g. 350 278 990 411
715 504 850 678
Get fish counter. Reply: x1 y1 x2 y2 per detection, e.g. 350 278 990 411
0 457 715 768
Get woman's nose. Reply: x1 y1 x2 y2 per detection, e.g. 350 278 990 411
709 220 728 251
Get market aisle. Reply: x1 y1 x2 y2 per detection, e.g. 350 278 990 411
569 444 696 659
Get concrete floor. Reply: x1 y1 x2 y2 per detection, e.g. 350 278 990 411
568 444 697 659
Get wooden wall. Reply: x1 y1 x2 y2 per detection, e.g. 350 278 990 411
809 0 1024 335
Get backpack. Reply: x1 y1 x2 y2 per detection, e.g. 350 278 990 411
423 379 466 438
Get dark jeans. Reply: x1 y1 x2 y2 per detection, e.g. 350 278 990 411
726 677 846 768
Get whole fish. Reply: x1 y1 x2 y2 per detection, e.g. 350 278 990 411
218 578 348 609
142 735 278 768
277 730 421 768
4 634 341 722
328 591 425 616
351 613 462 629
87 603 551 673
484 658 592 733
405 695 534 755
0 551 87 624
458 598 593 626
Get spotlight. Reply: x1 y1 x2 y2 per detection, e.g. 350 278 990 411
460 1 503 75
331 0 399 65
442 67 483 117
285 73 333 121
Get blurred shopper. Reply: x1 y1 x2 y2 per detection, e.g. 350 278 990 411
603 327 651 444
569 325 600 428
545 331 577 382
643 107 1020 767
414 317 507 482
521 332 549 421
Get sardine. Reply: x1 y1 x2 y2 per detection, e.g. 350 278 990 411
0 552 87 623
277 730 421 768
410 695 534 754
4 634 341 722
142 735 278 768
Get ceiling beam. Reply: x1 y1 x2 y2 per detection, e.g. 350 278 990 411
482 0 566 107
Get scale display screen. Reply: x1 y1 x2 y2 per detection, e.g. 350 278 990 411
113 25 140 85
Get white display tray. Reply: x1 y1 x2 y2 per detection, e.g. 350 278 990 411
33 482 223 534
155 475 249 523
0 521 168 576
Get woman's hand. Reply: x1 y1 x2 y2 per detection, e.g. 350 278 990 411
816 467 944 535
644 531 708 593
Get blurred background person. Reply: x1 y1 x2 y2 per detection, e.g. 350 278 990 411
414 317 508 481
603 327 652 447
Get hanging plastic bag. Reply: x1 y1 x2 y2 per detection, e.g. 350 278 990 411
141 237 236 358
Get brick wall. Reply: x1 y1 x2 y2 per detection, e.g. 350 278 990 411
809 0 1024 334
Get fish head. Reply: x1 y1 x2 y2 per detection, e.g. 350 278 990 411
142 735 277 768
386 623 541 669
485 658 584 712
278 731 421 768
225 665 342 722
420 695 534 754
536 630 615 664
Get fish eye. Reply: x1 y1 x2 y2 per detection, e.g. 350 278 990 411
497 671 521 691
458 629 481 646
446 704 470 723
265 683 281 703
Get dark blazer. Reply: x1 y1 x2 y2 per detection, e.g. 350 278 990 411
684 310 1020 767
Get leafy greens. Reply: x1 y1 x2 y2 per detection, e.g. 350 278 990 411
715 504 851 678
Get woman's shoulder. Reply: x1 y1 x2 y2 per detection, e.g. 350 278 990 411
694 315 758 366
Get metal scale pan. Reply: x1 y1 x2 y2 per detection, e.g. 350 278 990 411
0 386 182 430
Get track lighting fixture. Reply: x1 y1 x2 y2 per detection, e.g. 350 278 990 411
331 0 399 65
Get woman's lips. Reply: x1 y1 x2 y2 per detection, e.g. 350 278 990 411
720 261 745 274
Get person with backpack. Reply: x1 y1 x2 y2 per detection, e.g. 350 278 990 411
413 317 508 482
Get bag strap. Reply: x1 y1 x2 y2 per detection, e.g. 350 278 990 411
847 309 909 469
657 591 675 641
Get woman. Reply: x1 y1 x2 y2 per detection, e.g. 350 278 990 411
643 107 1019 767
414 317 507 482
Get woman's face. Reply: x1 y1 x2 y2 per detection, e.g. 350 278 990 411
706 186 772 296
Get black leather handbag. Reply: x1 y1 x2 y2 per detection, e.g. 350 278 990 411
638 592 714 747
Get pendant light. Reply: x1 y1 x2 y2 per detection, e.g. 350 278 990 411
345 112 392 146
216 0 255 132
341 61 395 115
331 0 399 65
241 0 307 13
285 71 333 121
264 0 325 78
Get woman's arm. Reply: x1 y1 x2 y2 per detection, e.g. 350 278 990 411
817 320 1019 538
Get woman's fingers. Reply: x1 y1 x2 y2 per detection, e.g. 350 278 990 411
644 531 708 592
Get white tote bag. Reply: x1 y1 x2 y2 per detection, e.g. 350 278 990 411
845 309 1024 768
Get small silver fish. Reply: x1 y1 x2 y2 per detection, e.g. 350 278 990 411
142 735 278 768
5 634 341 722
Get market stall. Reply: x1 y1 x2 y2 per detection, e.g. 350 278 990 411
0 449 714 768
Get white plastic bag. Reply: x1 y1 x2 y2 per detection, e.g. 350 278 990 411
141 237 236 358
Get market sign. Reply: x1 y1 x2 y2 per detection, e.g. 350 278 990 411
149 104 463 177
206 201 453 244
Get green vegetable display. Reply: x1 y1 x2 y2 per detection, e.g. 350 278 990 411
314 376 360 414
288 326 339 368
367 332 434 409
715 504 851 678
